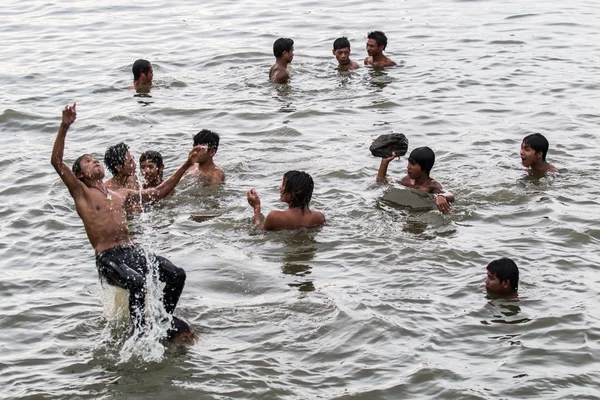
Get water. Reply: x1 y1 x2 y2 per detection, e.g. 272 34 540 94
1 0 600 398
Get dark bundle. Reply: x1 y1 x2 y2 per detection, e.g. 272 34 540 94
369 133 409 158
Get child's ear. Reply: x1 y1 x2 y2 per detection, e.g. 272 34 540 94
209 149 217 156
535 151 543 159
501 280 510 290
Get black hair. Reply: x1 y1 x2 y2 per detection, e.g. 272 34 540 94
104 142 129 176
166 317 193 342
333 37 351 51
283 170 314 212
193 129 220 151
132 59 151 81
139 150 164 168
273 38 294 58
367 31 388 50
408 146 435 175
487 258 519 291
522 133 549 161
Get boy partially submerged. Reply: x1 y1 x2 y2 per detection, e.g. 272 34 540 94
247 171 325 230
376 146 455 214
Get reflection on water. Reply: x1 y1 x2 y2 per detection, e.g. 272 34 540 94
280 230 318 292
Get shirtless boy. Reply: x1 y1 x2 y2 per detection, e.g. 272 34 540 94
186 129 225 185
485 258 519 296
520 133 558 174
51 104 205 331
104 143 139 191
247 170 326 230
364 31 396 67
333 37 359 70
376 146 455 214
269 38 294 84
140 150 164 189
131 59 153 90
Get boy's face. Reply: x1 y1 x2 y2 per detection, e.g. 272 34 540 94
140 160 162 183
333 47 351 65
279 179 291 203
366 39 383 57
283 47 294 63
116 152 136 177
406 160 424 179
485 270 511 294
520 141 542 167
78 155 105 180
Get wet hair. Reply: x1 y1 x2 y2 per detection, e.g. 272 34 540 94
522 133 549 161
273 38 294 58
139 150 164 178
166 317 194 342
282 170 314 212
132 59 151 81
367 31 388 50
193 129 220 151
487 258 519 291
72 154 88 181
104 142 129 176
333 37 351 51
408 146 436 175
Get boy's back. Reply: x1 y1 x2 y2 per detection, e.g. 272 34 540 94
264 208 325 231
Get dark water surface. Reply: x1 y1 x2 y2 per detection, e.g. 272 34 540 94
1 0 600 398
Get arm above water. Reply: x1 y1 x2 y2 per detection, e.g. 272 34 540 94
126 146 205 205
431 181 455 214
50 103 86 198
247 189 263 226
376 152 398 183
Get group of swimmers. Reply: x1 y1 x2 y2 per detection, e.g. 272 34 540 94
51 32 558 342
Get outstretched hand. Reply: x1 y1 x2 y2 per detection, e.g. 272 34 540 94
62 103 77 126
188 145 207 165
247 188 261 209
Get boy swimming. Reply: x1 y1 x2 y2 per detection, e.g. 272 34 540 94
186 129 225 185
520 133 558 174
333 37 359 70
376 146 454 214
269 38 294 84
247 171 325 230
364 31 396 67
485 258 519 296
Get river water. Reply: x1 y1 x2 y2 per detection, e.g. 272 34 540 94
1 0 599 398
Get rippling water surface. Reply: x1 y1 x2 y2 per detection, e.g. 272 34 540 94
1 0 600 398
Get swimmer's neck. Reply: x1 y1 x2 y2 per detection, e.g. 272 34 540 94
86 179 107 191
412 175 431 185
111 173 134 186
275 58 290 68
196 159 216 169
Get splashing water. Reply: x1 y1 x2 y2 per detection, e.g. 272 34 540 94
97 180 174 364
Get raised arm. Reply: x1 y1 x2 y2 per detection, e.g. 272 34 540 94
247 189 262 226
50 104 85 196
376 152 398 183
132 146 205 203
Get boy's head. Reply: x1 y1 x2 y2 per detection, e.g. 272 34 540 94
132 59 153 85
193 129 220 161
366 31 388 56
166 317 196 344
333 37 352 66
521 133 549 167
273 38 294 62
486 258 519 294
72 154 105 184
407 146 435 178
104 142 136 177
139 150 164 185
280 170 314 212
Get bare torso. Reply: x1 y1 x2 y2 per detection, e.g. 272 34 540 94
265 208 326 230
186 164 225 186
400 175 442 193
364 55 397 68
74 187 133 254
269 64 290 84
